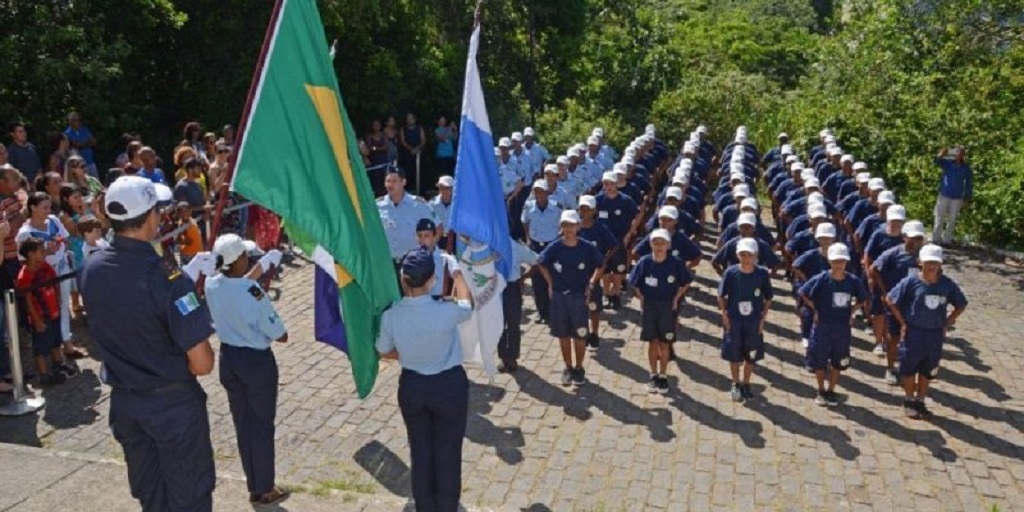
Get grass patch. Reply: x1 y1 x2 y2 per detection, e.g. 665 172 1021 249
298 470 377 498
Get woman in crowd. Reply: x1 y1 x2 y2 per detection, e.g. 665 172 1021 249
435 115 458 177
48 132 72 174
59 184 89 318
65 155 104 197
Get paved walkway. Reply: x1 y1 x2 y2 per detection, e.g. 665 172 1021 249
1 227 1022 511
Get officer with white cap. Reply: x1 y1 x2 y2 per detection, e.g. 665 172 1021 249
430 175 454 239
80 176 217 511
717 237 774 402
206 234 288 504
799 243 867 407
886 244 967 418
522 127 549 177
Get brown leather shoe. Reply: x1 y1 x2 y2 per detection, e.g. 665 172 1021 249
252 486 289 505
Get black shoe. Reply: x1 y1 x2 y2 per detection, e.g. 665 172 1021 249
586 334 599 352
571 367 587 387
916 400 933 419
646 374 659 394
815 390 828 407
825 390 840 407
497 361 510 373
903 399 920 418
740 384 754 401
657 376 669 395
609 296 622 310
560 368 573 386
730 383 744 402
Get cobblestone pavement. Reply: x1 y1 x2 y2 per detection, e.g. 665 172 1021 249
1 225 1022 511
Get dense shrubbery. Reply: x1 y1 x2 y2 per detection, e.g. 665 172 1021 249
2 0 1022 247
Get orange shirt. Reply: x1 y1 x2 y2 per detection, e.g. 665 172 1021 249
178 220 203 256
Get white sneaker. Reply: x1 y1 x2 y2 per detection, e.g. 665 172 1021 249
801 338 809 348
884 369 899 385
873 344 885 357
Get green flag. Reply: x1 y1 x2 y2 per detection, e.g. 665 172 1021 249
232 0 399 398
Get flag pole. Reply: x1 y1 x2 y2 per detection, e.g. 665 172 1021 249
207 0 286 250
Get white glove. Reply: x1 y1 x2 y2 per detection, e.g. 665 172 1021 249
182 252 216 281
258 249 283 272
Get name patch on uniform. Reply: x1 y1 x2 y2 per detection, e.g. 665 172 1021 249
248 285 265 300
174 292 201 316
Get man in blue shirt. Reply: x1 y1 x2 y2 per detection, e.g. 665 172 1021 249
800 243 866 407
886 244 967 418
6 122 42 186
537 210 604 388
932 147 973 246
718 238 774 402
64 112 98 177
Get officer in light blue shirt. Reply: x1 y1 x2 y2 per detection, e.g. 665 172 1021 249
500 239 540 372
522 179 563 322
522 127 549 177
205 234 289 504
377 169 438 263
376 247 473 511
429 175 454 237
540 163 577 209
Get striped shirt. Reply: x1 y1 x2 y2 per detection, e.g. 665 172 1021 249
0 194 26 260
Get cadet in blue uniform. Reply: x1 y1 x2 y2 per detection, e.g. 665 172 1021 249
537 210 604 388
595 171 639 310
499 239 539 373
800 244 866 407
886 244 967 418
578 195 617 351
376 247 473 511
713 217 781 275
863 205 905 356
80 176 217 512
414 218 457 297
522 179 563 323
430 175 454 245
869 220 926 384
792 223 837 348
632 206 702 269
205 235 288 505
718 238 774 403
628 229 693 394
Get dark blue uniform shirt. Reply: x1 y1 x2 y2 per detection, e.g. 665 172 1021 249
595 192 638 240
800 271 867 324
718 265 773 320
887 274 967 329
873 245 920 291
579 221 618 257
539 239 603 294
629 255 693 302
634 230 701 262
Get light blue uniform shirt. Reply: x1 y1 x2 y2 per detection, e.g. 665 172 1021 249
378 192 437 259
550 182 578 210
521 199 563 244
508 239 540 282
581 158 605 187
523 143 549 176
376 295 472 375
499 160 522 196
428 248 456 296
429 196 453 234
205 275 286 350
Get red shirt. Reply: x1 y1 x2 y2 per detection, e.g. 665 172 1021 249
17 262 59 321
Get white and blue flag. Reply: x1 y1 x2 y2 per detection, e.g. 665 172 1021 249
448 22 510 377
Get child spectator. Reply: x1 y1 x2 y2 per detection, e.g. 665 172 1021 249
173 158 209 241
17 237 73 386
176 201 203 265
78 217 109 260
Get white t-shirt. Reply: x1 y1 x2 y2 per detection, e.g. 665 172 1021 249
16 215 71 272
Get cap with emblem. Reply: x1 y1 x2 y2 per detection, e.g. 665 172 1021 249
560 210 581 224
868 178 886 191
416 218 436 232
886 205 906 221
658 205 679 220
106 176 159 221
666 186 684 200
736 237 759 255
213 234 251 266
741 197 759 211
828 243 851 261
436 175 454 188
651 228 672 243
919 244 943 263
738 212 757 227
579 195 596 209
602 171 618 183
902 220 925 238
401 247 436 281
511 131 523 142
815 223 837 239
532 179 548 192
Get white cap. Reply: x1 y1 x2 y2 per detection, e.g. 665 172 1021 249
532 179 548 192
737 212 757 227
556 155 569 165
801 169 815 181
778 132 788 139
736 134 748 143
828 243 851 261
733 184 751 199
511 131 524 142
886 205 906 221
498 137 511 148
587 135 600 146
920 244 943 263
736 125 749 135
841 154 854 163
437 175 454 188
106 176 158 221
592 127 605 137
853 162 868 171
815 223 837 239
785 155 798 164
808 192 824 204
741 197 759 211
622 155 635 166
820 129 833 137
679 158 694 170
808 204 828 219
856 172 871 183
579 195 597 209
868 178 886 191
574 142 587 152
804 177 820 189
645 123 656 135
658 205 679 220
666 186 684 200
697 125 708 134
651 228 672 242
612 162 628 176
569 146 584 157
154 183 173 203
683 142 696 153
828 147 843 156
877 190 896 205
824 135 837 144
791 162 805 171
544 163 559 174
601 171 618 183
731 151 745 162
625 146 637 157
672 174 688 186
560 210 581 224
524 127 536 137
730 162 745 175
736 237 759 255
213 234 256 266
902 220 926 238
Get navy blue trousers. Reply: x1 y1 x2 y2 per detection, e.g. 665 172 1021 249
398 366 468 512
109 381 214 512
500 279 524 362
220 344 279 495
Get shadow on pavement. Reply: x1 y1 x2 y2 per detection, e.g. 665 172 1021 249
353 440 411 498
467 382 524 465
671 357 766 449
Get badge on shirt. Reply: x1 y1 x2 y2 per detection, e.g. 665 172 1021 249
832 292 850 307
667 275 676 284
672 250 679 257
554 262 563 273
577 262 585 270
645 276 658 287
614 209 622 216
174 292 201 316
738 301 753 316
924 294 942 310
598 211 609 219
754 289 761 297
248 285 265 301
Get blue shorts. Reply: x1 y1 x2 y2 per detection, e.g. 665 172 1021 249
550 291 589 339
606 249 628 275
870 293 886 316
806 322 852 371
587 284 604 313
641 299 677 342
31 317 62 357
898 327 944 379
721 318 764 363
886 314 901 340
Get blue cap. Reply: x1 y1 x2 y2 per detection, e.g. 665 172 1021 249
416 218 436 233
401 247 435 281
